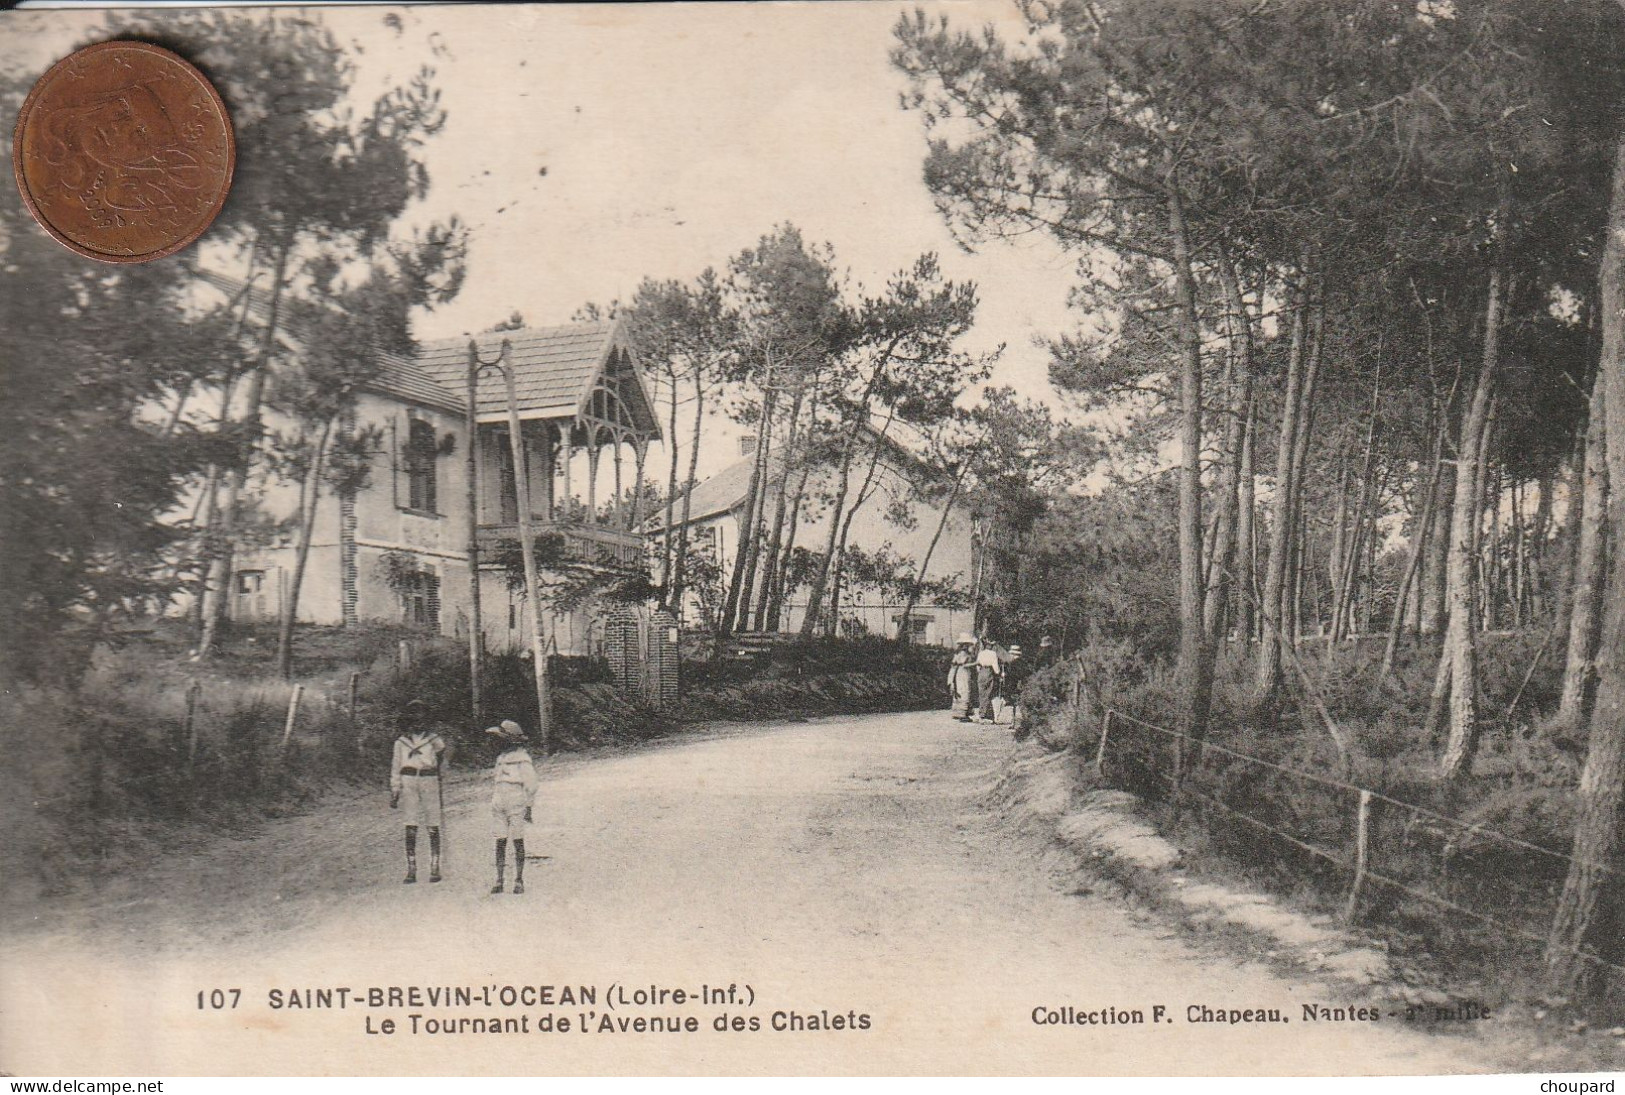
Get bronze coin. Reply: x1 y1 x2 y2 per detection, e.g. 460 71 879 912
12 41 235 264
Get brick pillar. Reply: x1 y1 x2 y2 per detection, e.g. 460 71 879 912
649 608 679 709
339 491 358 627
605 603 640 700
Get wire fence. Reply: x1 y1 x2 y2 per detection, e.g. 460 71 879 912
24 670 376 813
1094 705 1624 979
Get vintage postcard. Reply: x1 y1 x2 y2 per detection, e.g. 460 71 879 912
3 0 1624 1079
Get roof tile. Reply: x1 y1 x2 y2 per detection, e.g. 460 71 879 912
413 324 615 417
192 268 637 422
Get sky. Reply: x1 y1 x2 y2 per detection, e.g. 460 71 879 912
7 2 1084 478
366 3 1079 394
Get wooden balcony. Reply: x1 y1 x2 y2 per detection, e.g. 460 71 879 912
476 520 645 569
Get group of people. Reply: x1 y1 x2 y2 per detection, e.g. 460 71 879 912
386 632 1059 890
948 633 1056 729
387 700 540 895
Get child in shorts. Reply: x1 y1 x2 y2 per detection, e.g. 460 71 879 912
483 719 538 894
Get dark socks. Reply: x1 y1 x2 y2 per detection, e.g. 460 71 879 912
492 839 506 893
404 825 418 883
513 839 526 890
428 827 442 882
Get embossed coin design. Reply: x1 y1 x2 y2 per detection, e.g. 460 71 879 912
13 41 234 263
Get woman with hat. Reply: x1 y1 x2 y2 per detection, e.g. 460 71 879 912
975 635 1006 723
949 633 978 722
484 719 539 894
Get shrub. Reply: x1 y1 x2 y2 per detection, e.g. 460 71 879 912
1021 622 1603 1007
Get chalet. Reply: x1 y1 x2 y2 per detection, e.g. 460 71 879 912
202 271 661 655
651 428 977 646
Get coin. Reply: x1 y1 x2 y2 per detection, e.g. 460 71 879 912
12 41 235 264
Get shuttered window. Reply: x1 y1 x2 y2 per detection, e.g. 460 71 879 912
402 570 441 631
406 418 438 514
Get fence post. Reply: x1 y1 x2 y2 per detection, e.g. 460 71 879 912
184 679 202 774
1168 718 1186 821
348 671 360 725
281 684 305 750
1094 710 1113 770
1344 788 1373 924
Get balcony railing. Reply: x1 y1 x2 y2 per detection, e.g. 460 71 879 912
476 520 645 569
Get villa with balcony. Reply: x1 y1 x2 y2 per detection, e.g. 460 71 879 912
414 323 658 574
208 269 662 655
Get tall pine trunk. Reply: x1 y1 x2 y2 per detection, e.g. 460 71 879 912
721 375 777 638
660 365 681 592
1204 244 1253 641
1546 131 1625 998
733 384 779 630
768 413 821 631
753 386 807 629
198 243 291 657
899 465 970 641
1327 468 1351 642
827 414 895 636
1236 393 1258 642
801 447 858 632
1168 183 1213 768
1255 273 1311 702
669 368 708 615
1560 373 1610 724
1420 458 1455 636
276 417 334 680
800 338 901 635
338 408 360 629
1437 260 1504 783
189 378 239 631
1530 469 1555 621
1333 363 1383 642
1283 304 1325 632
1473 401 1500 633
1383 452 1443 678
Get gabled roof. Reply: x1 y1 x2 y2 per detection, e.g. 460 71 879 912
373 349 464 414
191 268 659 431
660 452 773 527
192 265 286 323
654 421 947 533
415 323 622 421
192 267 461 413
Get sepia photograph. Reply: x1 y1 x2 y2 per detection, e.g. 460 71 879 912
2 0 1625 1079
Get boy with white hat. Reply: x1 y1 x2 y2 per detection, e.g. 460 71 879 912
484 719 539 894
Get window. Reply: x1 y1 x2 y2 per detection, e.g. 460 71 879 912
234 570 268 621
405 418 438 514
898 615 930 635
738 434 757 457
402 571 441 631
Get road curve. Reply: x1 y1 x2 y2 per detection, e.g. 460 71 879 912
0 711 1499 1075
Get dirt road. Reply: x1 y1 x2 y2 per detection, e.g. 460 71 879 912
0 711 1501 1075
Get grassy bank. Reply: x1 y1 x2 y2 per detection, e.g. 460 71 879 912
1017 630 1617 1015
